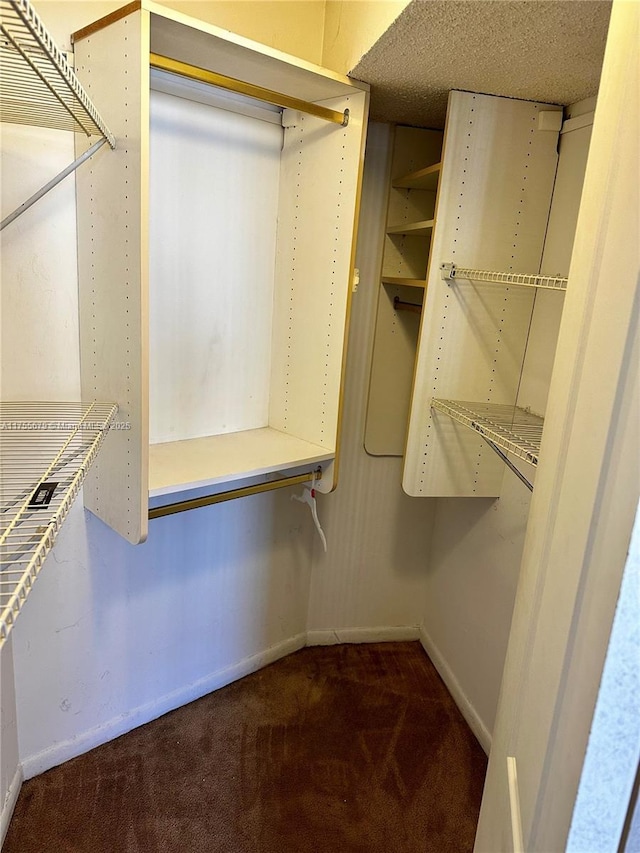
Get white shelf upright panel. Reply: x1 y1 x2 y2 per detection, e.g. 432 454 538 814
0 401 117 647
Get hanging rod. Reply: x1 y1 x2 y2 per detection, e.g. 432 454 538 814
150 53 350 127
1 138 107 231
393 297 422 314
149 468 322 519
440 262 568 291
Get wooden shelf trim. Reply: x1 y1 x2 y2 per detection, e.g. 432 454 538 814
381 276 426 289
387 219 435 236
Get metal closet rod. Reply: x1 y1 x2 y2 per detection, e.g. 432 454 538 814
149 468 322 519
393 297 422 314
150 53 350 127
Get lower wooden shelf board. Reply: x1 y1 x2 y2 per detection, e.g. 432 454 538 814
387 219 434 236
148 427 334 497
381 276 426 288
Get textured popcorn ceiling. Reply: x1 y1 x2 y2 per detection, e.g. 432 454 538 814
351 0 612 128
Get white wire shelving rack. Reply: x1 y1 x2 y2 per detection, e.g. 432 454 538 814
0 401 117 647
431 399 544 489
440 262 568 292
0 0 115 230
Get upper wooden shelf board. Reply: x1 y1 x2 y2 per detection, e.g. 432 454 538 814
0 400 117 648
431 399 543 466
387 219 434 236
440 263 568 291
0 0 115 143
393 162 441 191
71 0 369 105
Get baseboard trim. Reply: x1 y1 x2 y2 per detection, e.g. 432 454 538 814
20 632 306 780
419 625 492 754
306 626 420 645
20 627 430 780
1 765 23 848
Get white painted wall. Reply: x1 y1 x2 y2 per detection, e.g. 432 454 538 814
322 1 410 74
307 123 435 641
155 0 327 65
41 1 327 64
0 641 20 846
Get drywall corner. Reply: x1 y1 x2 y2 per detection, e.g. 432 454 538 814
321 1 410 74
420 624 492 755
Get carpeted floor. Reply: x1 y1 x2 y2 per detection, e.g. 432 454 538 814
4 642 487 852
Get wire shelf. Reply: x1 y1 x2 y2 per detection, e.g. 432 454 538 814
0 0 115 144
440 263 568 291
0 401 117 647
431 399 544 465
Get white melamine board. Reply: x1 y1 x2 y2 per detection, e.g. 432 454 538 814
149 427 332 496
75 9 150 544
381 232 430 280
517 117 593 416
147 2 366 103
365 284 423 456
148 90 282 444
403 92 561 497
269 91 368 488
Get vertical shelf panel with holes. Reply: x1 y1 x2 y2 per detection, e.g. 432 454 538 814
402 91 562 497
365 126 443 456
73 1 369 543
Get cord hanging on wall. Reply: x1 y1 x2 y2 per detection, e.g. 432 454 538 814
292 486 327 552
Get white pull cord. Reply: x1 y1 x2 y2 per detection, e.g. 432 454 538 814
292 485 327 552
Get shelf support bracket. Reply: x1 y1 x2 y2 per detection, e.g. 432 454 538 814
1 137 108 231
485 440 533 492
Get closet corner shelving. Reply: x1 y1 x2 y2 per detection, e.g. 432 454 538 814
0 0 115 230
72 0 369 543
364 126 444 457
0 402 117 648
402 90 574 498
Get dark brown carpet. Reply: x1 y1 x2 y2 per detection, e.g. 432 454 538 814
5 642 486 852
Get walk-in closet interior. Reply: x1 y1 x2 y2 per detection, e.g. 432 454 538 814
1 0 638 850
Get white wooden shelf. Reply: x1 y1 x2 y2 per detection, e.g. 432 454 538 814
149 428 333 497
393 162 441 191
440 263 568 291
387 219 434 236
0 0 114 141
431 399 543 466
381 276 426 288
0 401 117 647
